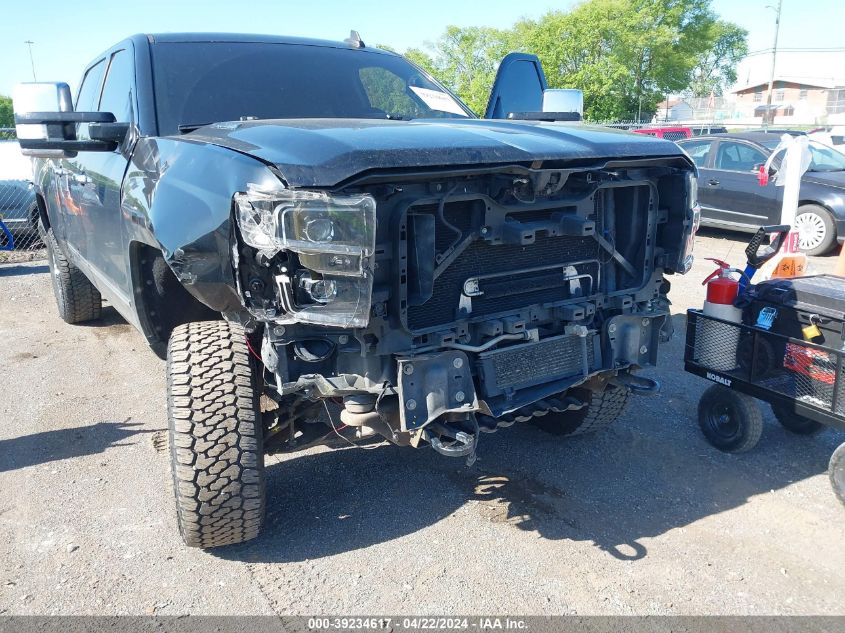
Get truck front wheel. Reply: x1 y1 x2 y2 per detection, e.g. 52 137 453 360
533 385 629 436
44 223 102 324
167 321 266 548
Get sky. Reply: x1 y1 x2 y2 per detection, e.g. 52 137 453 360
1 0 843 97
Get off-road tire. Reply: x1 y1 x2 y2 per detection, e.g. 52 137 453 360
44 223 101 323
771 403 823 435
795 204 836 256
534 385 630 436
698 385 763 453
829 442 845 507
167 321 265 548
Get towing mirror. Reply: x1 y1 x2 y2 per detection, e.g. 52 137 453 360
13 82 125 157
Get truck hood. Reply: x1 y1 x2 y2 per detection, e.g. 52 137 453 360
184 118 691 187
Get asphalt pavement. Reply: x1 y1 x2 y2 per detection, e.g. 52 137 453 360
1 230 843 616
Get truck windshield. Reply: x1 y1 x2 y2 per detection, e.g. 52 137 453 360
150 42 473 135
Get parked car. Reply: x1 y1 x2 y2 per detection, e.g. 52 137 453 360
0 140 38 240
809 127 845 157
678 131 845 255
632 126 692 141
14 33 698 548
691 125 727 136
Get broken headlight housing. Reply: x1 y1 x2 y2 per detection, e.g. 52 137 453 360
234 187 376 327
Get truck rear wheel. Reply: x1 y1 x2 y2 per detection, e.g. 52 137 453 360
44 224 102 324
167 321 265 548
533 385 629 436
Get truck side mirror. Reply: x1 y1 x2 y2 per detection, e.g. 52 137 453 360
13 82 122 157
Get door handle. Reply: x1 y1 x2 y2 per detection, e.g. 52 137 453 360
707 179 720 186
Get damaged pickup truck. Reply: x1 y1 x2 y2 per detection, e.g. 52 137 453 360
14 32 699 548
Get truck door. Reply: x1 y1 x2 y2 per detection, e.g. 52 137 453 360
66 46 136 306
60 59 107 251
484 53 547 119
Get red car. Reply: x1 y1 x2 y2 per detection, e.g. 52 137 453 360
633 126 692 141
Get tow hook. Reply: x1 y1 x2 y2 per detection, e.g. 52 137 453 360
427 420 478 465
611 372 661 396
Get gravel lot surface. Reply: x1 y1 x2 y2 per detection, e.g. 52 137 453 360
1 230 844 616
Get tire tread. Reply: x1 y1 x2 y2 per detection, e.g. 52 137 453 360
167 321 265 548
45 227 102 323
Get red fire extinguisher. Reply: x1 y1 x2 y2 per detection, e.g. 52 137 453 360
698 258 745 371
701 258 743 323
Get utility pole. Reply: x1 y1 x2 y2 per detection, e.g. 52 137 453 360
763 0 782 129
24 40 36 81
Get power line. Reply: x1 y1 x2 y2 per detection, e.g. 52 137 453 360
746 47 845 57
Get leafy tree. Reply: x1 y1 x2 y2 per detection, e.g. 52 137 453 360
389 0 746 122
0 95 13 128
687 20 748 97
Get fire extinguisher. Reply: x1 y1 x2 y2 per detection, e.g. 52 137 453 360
698 258 745 371
702 258 744 323
701 257 745 323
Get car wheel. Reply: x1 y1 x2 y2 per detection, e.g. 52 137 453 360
167 320 266 548
794 204 836 256
44 222 102 324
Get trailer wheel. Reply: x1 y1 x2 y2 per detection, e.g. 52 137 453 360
698 385 763 453
167 321 265 548
830 443 845 507
771 403 823 435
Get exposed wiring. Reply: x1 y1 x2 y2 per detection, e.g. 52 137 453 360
322 400 382 451
245 335 262 362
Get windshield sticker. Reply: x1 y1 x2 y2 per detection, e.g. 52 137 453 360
409 86 466 116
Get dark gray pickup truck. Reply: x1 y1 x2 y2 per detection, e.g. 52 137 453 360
14 32 698 548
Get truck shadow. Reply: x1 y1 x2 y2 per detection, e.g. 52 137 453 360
0 417 156 473
216 411 840 564
215 313 842 563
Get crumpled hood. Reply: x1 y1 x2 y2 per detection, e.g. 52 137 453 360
184 118 692 187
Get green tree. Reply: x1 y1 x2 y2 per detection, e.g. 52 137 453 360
514 0 720 120
0 95 13 128
390 0 746 122
687 20 748 97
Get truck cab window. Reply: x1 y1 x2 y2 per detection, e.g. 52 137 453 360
75 59 106 111
98 49 134 123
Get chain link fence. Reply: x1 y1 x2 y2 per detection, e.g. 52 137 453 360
0 128 46 263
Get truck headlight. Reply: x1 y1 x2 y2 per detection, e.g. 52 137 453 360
234 187 376 273
234 187 377 327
